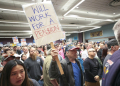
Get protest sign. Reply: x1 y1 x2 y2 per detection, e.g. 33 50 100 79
23 2 68 83
21 39 27 46
23 1 64 46
12 37 19 44
0 44 3 47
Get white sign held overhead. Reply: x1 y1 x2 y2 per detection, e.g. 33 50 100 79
23 1 64 46
12 37 19 44
21 39 27 46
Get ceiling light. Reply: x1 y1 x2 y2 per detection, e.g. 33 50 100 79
61 0 76 11
76 7 79 8
61 19 63 20
0 24 29 27
62 26 78 28
0 31 32 32
66 34 71 36
66 31 80 33
32 0 35 1
0 20 28 24
62 24 100 27
113 13 116 14
64 0 85 16
0 8 24 13
71 10 113 18
65 16 114 22
81 27 101 32
0 1 30 5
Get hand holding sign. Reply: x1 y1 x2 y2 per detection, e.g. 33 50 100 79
24 2 68 85
24 0 64 72
23 1 64 46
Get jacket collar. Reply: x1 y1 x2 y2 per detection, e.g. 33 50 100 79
65 56 79 64
65 56 70 64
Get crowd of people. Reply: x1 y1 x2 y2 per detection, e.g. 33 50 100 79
0 20 120 86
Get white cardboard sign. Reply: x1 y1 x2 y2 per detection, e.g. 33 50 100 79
12 37 19 44
23 1 63 46
21 39 27 46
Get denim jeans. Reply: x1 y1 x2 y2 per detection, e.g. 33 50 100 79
38 80 44 86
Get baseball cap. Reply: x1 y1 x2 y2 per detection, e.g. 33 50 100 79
14 54 21 60
107 39 118 49
1 54 15 62
65 43 79 53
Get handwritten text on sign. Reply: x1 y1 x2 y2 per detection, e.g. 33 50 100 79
12 37 19 44
24 2 63 46
21 39 27 46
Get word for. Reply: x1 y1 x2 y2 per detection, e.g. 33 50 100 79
31 18 54 30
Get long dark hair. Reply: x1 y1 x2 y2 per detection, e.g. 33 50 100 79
101 47 108 59
0 59 33 86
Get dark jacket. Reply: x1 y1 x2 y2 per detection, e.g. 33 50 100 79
114 71 120 86
16 50 22 55
49 57 83 86
24 57 43 81
102 50 120 86
97 48 103 60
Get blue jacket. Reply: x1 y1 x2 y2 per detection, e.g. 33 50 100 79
102 50 120 86
77 57 84 72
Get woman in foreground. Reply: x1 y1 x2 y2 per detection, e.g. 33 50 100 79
0 59 40 86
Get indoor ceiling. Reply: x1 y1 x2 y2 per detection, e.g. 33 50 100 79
0 0 120 38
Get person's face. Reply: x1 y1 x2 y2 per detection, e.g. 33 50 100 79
22 55 27 61
1 61 7 66
36 50 39 54
2 57 15 66
112 45 119 52
45 46 47 50
17 47 21 50
77 44 80 48
30 48 36 55
10 65 25 86
66 49 77 59
58 45 61 50
13 47 17 51
100 44 104 49
88 50 96 57
88 44 92 49
6 50 11 54
55 45 59 51
23 47 28 53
